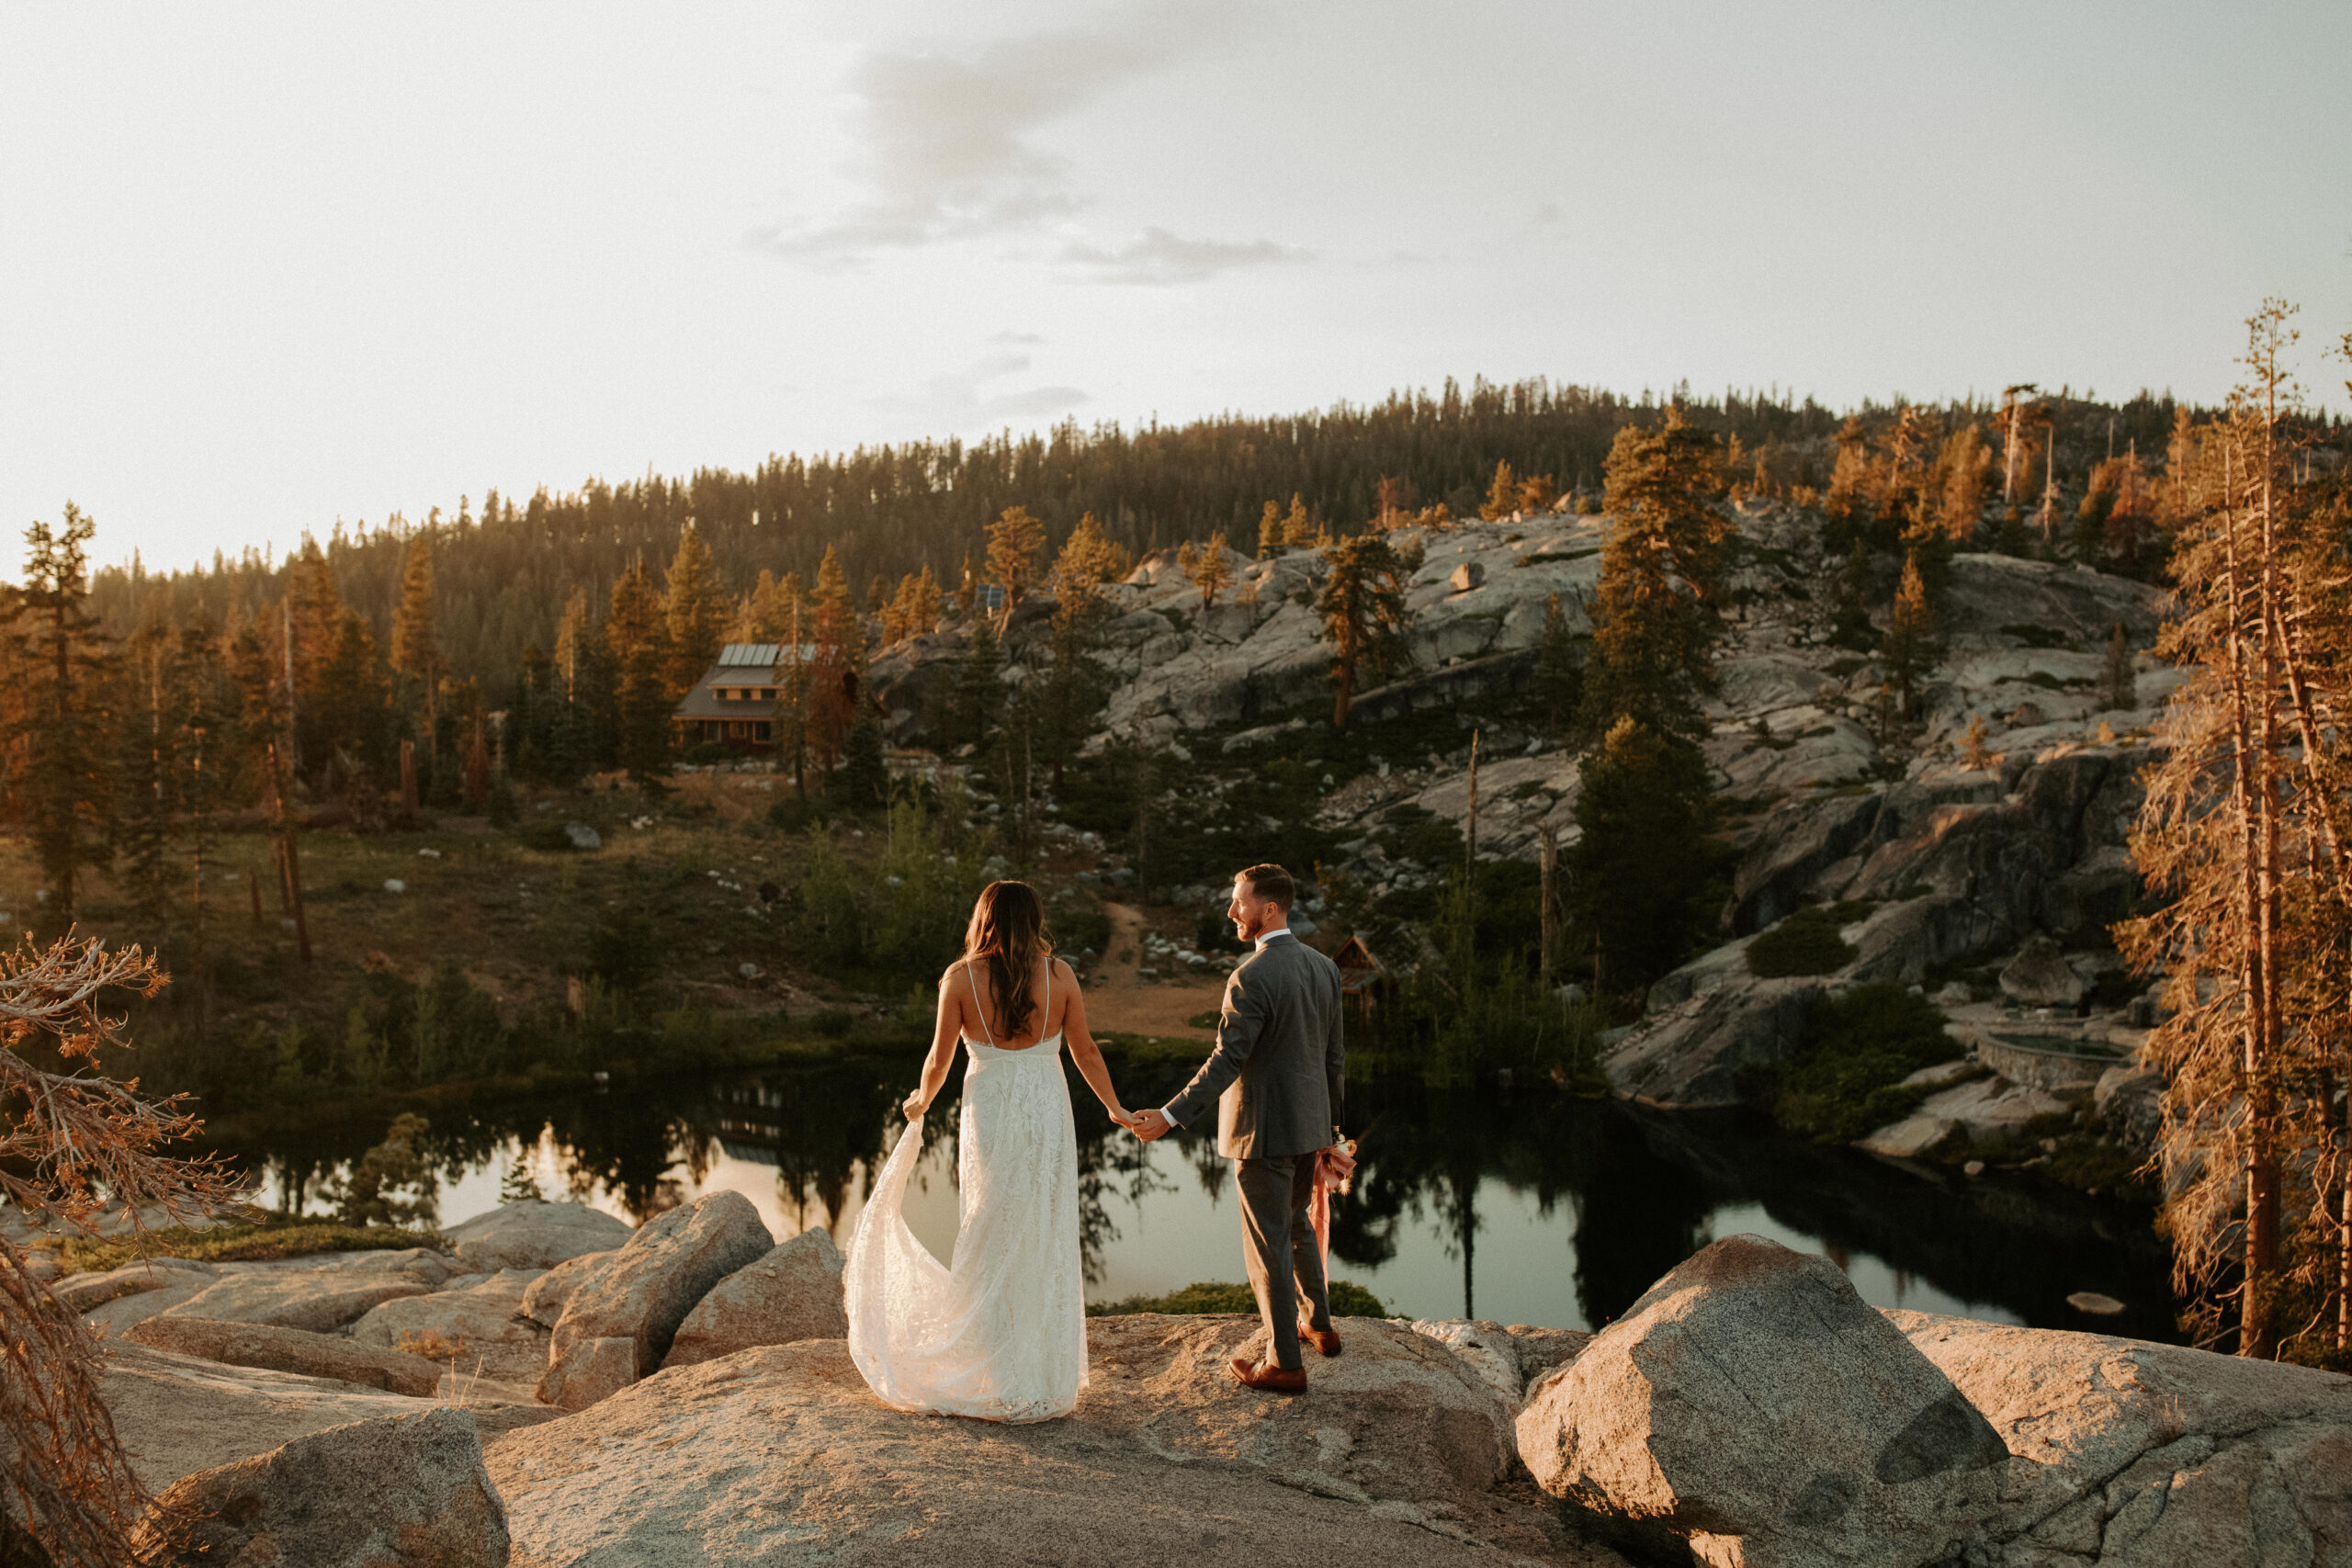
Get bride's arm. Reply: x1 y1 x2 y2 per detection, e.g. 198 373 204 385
1057 964 1132 1125
900 969 962 1120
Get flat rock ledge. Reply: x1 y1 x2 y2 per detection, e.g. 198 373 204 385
72 1205 2352 1568
488 1316 1589 1567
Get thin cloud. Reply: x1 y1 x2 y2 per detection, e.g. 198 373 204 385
751 20 1195 265
1064 227 1309 287
874 352 1087 428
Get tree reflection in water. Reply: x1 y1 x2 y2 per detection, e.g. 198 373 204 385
216 1057 2180 1340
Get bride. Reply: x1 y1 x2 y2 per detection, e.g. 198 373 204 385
844 880 1134 1422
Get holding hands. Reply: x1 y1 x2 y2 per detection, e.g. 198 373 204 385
1126 1108 1172 1142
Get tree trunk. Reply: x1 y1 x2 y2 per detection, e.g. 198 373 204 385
2222 438 2279 1359
1538 824 1559 990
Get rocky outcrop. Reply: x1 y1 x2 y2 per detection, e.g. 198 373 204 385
2002 937 2089 1008
489 1316 1580 1565
1408 1318 1593 1410
443 1199 631 1271
1613 744 2155 1110
101 1340 566 1494
1517 1235 2008 1567
126 1315 447 1396
1890 1309 2352 1562
352 1266 552 1387
2094 1061 2163 1155
1604 964 1823 1108
520 1247 612 1327
540 1190 772 1405
153 1268 435 1334
663 1225 848 1369
134 1408 509 1568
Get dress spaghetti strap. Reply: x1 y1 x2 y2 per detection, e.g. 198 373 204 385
967 958 996 1046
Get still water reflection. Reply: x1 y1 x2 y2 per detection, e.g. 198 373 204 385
239 1053 2180 1340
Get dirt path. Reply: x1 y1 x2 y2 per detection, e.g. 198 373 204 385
1078 902 1225 1042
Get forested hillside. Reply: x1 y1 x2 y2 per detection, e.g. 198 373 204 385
84 376 2205 694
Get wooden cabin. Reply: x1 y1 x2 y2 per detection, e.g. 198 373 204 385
1334 934 1389 1021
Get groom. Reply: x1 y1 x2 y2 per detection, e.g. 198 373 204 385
1130 863 1346 1393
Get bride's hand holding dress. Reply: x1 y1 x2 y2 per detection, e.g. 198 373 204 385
847 931 1133 1424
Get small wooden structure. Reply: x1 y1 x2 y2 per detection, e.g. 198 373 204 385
1334 934 1389 1021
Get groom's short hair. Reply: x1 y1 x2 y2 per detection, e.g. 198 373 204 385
1238 863 1295 910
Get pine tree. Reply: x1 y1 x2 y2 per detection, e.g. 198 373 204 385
1577 409 1729 743
606 558 668 673
1480 459 1519 521
1960 713 1992 771
1934 423 1991 543
1532 592 1581 738
1517 472 1558 513
1176 532 1233 611
834 715 888 807
7 506 113 927
113 626 178 935
955 611 1002 752
985 506 1046 620
2119 299 2348 1359
1882 552 1938 716
2099 621 2135 713
956 552 979 618
1317 527 1415 728
1283 492 1318 549
662 525 729 695
389 533 442 766
808 545 861 767
909 564 942 637
866 574 888 617
616 642 670 783
1051 513 1125 601
1571 716 1713 996
1258 501 1284 558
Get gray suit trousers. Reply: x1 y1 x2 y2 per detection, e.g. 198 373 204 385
1237 1155 1332 1371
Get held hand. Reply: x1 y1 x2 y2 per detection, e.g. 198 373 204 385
900 1090 926 1122
1106 1105 1136 1130
1130 1108 1171 1142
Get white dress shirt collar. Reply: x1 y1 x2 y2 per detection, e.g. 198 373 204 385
1254 926 1293 950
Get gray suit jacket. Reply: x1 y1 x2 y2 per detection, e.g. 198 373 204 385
1165 932 1345 1160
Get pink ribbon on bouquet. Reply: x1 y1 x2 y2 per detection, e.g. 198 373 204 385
1309 1140 1359 1271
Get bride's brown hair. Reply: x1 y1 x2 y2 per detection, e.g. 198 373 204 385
963 880 1052 1040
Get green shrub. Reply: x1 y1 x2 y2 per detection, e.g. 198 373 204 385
1744 983 1956 1142
1088 1279 1389 1317
1747 905 1860 978
46 1218 449 1277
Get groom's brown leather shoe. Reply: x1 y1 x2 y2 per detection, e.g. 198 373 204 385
1298 1321 1342 1358
1229 1356 1306 1393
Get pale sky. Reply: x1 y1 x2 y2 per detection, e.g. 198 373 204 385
5 2 2346 573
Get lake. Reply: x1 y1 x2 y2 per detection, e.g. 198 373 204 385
232 1050 2182 1342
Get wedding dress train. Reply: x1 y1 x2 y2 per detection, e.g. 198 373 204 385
844 964 1088 1422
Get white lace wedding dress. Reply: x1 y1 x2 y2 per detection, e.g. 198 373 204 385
844 962 1087 1422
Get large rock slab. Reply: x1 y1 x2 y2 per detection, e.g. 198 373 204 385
444 1199 632 1271
1518 1235 2007 1567
1888 1310 2352 1562
101 1341 564 1494
520 1247 615 1328
100 1340 449 1491
664 1226 848 1369
490 1318 1592 1566
1605 970 1823 1108
153 1269 433 1333
134 1408 509 1568
353 1266 552 1386
51 1257 218 1312
541 1190 772 1404
126 1315 446 1396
